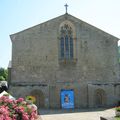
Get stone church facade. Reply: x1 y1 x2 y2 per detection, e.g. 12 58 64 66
9 13 120 108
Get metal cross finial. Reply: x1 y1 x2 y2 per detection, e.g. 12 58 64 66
64 4 68 13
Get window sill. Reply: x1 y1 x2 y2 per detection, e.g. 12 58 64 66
58 58 77 64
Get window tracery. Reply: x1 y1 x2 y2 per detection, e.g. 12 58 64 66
60 24 74 60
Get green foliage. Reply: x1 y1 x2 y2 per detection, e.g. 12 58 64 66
115 116 120 120
116 107 120 112
0 68 8 81
0 76 5 81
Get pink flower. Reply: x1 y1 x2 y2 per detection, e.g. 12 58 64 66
17 98 24 103
0 106 9 115
12 114 17 119
22 113 29 120
0 96 38 120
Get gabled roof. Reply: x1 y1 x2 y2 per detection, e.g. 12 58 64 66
10 13 119 41
66 14 119 40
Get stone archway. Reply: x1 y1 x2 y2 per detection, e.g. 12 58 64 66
30 90 45 109
94 89 106 107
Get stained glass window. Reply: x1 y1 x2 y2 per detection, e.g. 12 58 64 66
60 24 74 60
70 37 73 58
60 37 64 58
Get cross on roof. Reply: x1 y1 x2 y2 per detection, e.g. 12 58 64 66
64 4 68 14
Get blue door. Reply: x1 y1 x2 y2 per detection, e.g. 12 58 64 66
60 89 74 109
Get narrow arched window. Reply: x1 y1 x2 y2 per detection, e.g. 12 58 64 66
60 24 74 60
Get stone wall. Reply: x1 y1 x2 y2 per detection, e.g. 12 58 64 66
10 14 120 108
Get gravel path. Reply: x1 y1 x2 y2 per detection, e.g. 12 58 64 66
38 108 115 120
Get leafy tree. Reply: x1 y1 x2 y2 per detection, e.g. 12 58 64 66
0 68 8 81
0 76 5 81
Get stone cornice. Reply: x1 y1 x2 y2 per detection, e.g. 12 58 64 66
10 82 47 87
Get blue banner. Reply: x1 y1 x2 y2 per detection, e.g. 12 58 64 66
61 89 74 109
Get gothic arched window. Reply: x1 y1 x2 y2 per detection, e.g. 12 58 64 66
60 24 74 60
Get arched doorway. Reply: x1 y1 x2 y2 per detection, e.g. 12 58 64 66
94 89 106 107
31 90 45 109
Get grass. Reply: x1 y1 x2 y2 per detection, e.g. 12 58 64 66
115 117 120 120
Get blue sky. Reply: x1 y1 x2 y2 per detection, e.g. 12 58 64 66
0 0 120 68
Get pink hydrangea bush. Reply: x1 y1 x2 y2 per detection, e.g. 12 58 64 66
0 96 38 120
